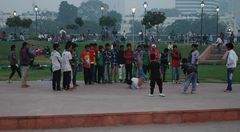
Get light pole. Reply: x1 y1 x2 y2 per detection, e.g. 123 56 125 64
143 2 148 43
200 0 205 45
100 5 104 17
216 6 220 36
13 11 17 34
131 8 136 44
34 5 38 36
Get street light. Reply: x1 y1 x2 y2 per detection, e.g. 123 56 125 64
131 8 136 44
13 11 17 34
200 0 205 45
143 2 148 43
34 5 38 35
100 5 104 17
216 6 220 36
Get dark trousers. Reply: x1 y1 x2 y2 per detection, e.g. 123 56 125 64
52 70 61 90
90 64 95 83
63 71 71 90
150 79 163 94
143 64 148 75
98 65 104 83
84 68 92 84
94 65 98 82
161 64 167 81
72 66 77 85
9 64 21 79
125 64 132 81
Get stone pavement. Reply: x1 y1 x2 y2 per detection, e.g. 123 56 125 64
2 121 240 132
0 81 240 116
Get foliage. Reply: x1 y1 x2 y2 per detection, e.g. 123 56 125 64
142 11 166 29
56 1 78 25
6 16 32 29
151 8 181 17
20 18 32 28
75 17 84 27
78 0 109 22
66 24 78 30
99 16 117 27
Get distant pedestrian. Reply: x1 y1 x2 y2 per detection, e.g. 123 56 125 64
224 43 238 92
8 45 21 83
50 43 62 91
62 42 73 90
19 42 30 88
148 54 165 97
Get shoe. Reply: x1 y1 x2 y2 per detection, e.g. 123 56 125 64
224 89 232 93
159 93 166 97
191 91 196 94
148 94 154 97
182 91 188 94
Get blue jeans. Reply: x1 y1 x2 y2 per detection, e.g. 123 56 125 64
183 72 197 92
227 68 234 91
161 64 167 81
172 67 180 81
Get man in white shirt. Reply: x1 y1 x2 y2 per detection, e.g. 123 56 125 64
50 43 62 91
62 42 73 90
225 43 238 92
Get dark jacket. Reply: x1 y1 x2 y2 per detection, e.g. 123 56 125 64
118 50 125 64
20 48 30 66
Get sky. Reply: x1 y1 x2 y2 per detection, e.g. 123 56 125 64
0 0 175 14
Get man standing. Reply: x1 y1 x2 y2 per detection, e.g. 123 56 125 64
171 45 181 84
225 43 238 92
50 43 62 91
19 42 30 88
62 42 72 90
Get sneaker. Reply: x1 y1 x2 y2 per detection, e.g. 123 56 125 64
159 93 166 97
148 94 154 97
224 89 232 93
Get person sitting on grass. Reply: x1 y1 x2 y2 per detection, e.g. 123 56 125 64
127 77 145 89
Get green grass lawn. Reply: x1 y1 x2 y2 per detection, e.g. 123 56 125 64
0 40 240 83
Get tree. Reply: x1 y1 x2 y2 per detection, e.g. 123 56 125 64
6 16 22 28
66 24 78 33
106 10 122 30
56 1 78 25
99 16 117 27
21 18 32 28
142 11 166 38
78 0 109 22
75 17 84 27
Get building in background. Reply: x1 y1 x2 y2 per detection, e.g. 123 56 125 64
176 0 220 16
101 0 125 15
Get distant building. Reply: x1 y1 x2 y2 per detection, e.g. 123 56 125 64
176 0 220 16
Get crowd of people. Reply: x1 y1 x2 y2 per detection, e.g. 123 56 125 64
7 40 238 96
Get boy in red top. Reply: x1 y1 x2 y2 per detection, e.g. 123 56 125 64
171 45 181 84
149 44 160 62
81 45 91 85
89 44 96 83
124 43 134 82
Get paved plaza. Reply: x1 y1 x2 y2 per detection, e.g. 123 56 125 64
0 81 239 117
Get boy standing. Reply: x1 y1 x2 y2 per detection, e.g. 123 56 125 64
148 54 165 97
19 42 30 88
225 43 238 92
171 45 181 84
161 48 169 82
142 44 149 75
50 43 62 91
97 45 105 83
71 43 79 87
189 44 200 84
81 45 91 85
124 43 134 82
8 45 21 83
118 45 125 82
111 44 119 83
103 43 112 83
62 42 72 90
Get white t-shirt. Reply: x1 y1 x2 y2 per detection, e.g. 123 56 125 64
226 50 238 68
62 50 72 72
191 50 199 65
50 50 62 72
131 78 139 89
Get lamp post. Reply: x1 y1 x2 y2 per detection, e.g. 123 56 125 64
131 8 136 44
216 6 220 36
13 11 17 34
143 2 148 43
34 5 38 36
100 5 104 17
200 0 205 45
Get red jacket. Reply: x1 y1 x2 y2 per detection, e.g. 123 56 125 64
171 50 181 67
89 50 96 64
124 50 134 64
80 50 91 68
149 49 160 62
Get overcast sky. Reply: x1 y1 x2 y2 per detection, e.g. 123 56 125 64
0 0 175 14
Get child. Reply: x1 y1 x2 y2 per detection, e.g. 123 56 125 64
182 63 197 94
111 44 119 83
142 44 149 75
62 41 73 90
124 43 134 82
127 77 145 89
50 43 62 91
103 43 112 83
81 45 91 85
160 48 169 82
8 45 21 83
148 54 165 97
118 45 125 82
71 43 79 87
97 45 104 84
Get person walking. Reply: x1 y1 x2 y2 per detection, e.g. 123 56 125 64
148 54 165 97
171 45 181 84
8 45 21 83
62 42 73 90
50 43 62 91
224 43 238 92
19 42 30 88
